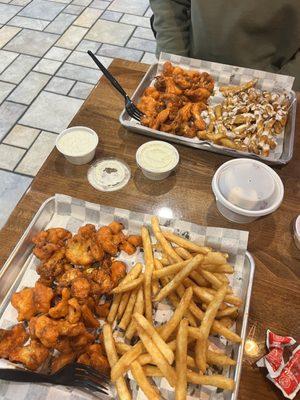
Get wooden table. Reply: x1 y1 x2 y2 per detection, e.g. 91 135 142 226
0 59 299 399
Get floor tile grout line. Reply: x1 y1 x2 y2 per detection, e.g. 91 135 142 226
0 165 34 178
0 141 28 151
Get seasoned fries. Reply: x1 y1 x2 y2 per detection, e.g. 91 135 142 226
195 284 228 372
176 319 188 400
133 313 174 364
103 324 132 400
154 255 203 302
141 227 154 322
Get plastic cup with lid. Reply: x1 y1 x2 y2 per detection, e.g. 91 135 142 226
56 126 99 165
136 140 179 180
211 158 284 223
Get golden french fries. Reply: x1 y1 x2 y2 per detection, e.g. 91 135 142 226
141 226 154 322
195 284 228 372
112 275 144 294
125 286 144 340
175 318 188 400
133 312 174 364
118 288 138 330
162 230 211 254
131 361 161 400
103 324 131 400
151 216 183 263
154 255 203 302
136 324 177 387
106 216 244 399
107 263 142 323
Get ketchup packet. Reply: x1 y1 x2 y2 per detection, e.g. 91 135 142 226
267 330 296 349
267 345 300 400
257 329 296 378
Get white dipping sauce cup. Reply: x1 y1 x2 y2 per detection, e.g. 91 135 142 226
136 140 179 180
56 126 98 165
212 158 284 223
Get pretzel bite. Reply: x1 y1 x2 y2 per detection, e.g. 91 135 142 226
0 324 28 358
9 340 49 371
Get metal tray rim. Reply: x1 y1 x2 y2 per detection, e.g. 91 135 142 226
0 195 255 400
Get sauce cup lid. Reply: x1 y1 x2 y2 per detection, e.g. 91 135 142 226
212 159 284 217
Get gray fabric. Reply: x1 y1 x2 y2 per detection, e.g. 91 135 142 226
150 0 300 89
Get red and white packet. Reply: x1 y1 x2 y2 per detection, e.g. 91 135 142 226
268 345 300 399
257 330 299 399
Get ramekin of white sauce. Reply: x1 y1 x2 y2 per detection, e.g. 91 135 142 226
56 126 98 165
136 140 179 180
211 158 284 223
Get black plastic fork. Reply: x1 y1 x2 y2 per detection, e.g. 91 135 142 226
0 363 112 398
87 50 144 121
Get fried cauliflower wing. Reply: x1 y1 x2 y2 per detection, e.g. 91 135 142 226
110 261 126 286
0 324 28 358
33 315 60 348
11 287 35 321
33 282 54 314
66 234 104 265
9 340 49 371
71 277 90 300
36 248 66 280
32 228 71 261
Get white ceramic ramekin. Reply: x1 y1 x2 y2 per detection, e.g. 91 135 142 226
56 126 98 165
136 141 179 180
212 158 284 223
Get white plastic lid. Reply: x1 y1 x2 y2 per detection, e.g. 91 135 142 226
212 159 284 217
87 158 131 192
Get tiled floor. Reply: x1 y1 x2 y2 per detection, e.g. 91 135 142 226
0 0 157 228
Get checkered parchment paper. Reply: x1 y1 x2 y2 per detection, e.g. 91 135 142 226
0 194 249 400
129 51 295 161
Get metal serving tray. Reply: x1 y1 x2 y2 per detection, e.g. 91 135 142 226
0 195 255 400
119 63 297 165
